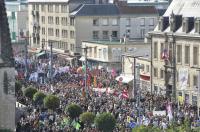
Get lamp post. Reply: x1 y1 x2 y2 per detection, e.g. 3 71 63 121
80 46 97 99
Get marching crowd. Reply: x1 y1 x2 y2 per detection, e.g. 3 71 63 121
15 55 200 132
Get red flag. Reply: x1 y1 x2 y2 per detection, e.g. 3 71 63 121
122 89 129 99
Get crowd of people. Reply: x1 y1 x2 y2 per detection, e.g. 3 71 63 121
15 55 200 132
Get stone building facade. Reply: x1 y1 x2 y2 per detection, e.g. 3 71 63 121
149 0 200 114
0 0 16 130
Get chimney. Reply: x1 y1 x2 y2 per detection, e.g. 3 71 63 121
170 12 182 32
182 17 194 33
194 18 200 34
158 16 169 31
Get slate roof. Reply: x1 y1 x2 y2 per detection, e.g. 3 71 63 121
118 5 158 15
71 4 119 16
71 4 158 16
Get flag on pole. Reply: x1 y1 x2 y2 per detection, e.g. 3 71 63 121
161 49 169 60
121 89 129 99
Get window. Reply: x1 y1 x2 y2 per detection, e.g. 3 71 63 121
32 4 35 10
103 31 109 39
48 16 53 24
140 18 145 26
94 47 97 58
41 16 45 24
160 69 164 79
93 19 99 26
185 46 190 64
193 46 199 66
154 68 158 77
93 31 99 39
48 5 53 12
154 42 158 59
160 43 165 60
188 74 190 86
126 18 131 26
62 30 68 38
103 48 107 60
56 29 59 37
146 65 150 73
141 64 145 72
140 29 145 38
70 44 74 51
193 75 198 87
112 31 118 38
42 28 45 35
36 4 39 11
41 5 45 12
61 17 67 26
112 18 118 25
61 5 67 13
102 18 108 26
70 18 74 26
56 17 59 25
55 5 59 13
48 28 54 36
149 18 154 26
70 31 74 39
177 45 182 63
99 49 102 58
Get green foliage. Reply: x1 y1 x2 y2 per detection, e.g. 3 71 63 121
95 112 116 132
132 125 161 132
23 86 37 99
66 104 82 119
43 95 60 110
80 112 95 126
33 91 46 105
15 80 22 93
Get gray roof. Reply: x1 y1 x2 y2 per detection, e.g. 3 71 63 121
70 4 119 16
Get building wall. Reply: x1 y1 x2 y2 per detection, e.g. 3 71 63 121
6 2 28 43
120 15 158 39
0 67 15 130
152 33 200 104
29 3 73 52
75 16 120 53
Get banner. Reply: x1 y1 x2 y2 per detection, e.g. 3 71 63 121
153 111 166 116
178 68 188 90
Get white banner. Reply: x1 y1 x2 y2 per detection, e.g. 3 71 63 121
153 111 166 116
178 68 188 90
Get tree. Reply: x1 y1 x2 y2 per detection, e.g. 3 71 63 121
33 91 46 105
80 112 95 127
43 95 60 110
66 104 82 119
95 112 116 132
23 86 37 99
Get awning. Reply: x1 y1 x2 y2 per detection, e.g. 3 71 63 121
79 56 85 61
36 51 46 57
115 75 134 84
140 72 150 81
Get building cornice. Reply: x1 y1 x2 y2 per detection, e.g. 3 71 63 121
149 31 200 40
